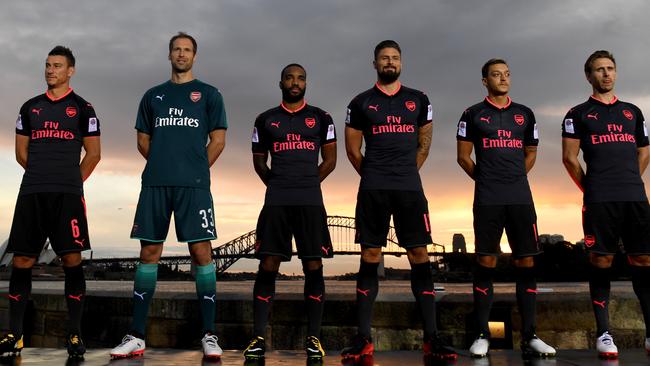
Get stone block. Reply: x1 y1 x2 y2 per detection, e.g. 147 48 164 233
215 323 253 349
374 328 422 351
31 312 46 335
44 312 67 337
609 299 646 330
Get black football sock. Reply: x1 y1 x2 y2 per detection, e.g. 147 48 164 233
63 264 86 335
9 267 32 338
253 266 277 337
410 261 437 340
630 265 650 337
356 260 379 338
515 266 537 340
473 264 495 336
589 265 611 336
304 266 325 337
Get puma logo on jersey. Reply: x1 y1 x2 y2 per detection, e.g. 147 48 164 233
68 294 83 302
32 108 43 115
308 294 323 302
155 95 165 101
474 287 489 296
206 229 215 236
271 121 281 128
587 112 599 120
421 290 436 297
368 104 379 111
593 300 606 309
134 291 147 300
321 246 330 255
256 295 272 303
356 288 370 297
203 294 216 303
74 239 85 247
7 294 21 302
480 116 491 124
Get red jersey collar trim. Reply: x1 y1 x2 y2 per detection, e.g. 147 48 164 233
375 81 401 96
590 95 618 105
46 87 73 102
484 96 512 109
281 100 307 113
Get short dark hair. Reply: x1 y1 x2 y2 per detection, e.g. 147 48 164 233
48 45 75 67
481 58 508 78
169 32 197 54
374 40 401 60
584 50 616 75
280 63 306 79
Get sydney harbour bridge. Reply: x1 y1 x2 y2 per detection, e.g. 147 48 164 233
70 215 448 274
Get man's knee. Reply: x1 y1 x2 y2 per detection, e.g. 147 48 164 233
302 259 322 272
140 242 163 264
477 255 497 268
61 252 82 267
406 246 429 264
189 241 213 266
590 253 614 268
361 247 382 263
628 255 650 267
513 256 534 268
12 255 36 269
260 256 282 272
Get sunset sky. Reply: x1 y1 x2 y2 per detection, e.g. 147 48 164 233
1 0 649 274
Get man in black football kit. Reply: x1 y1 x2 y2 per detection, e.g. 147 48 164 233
341 40 456 362
0 46 101 359
562 50 650 359
243 64 336 361
457 59 556 358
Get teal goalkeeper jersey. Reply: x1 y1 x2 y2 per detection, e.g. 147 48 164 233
135 79 227 188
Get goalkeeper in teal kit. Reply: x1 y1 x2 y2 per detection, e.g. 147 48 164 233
110 32 227 360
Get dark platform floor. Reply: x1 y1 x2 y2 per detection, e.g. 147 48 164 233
1 349 648 366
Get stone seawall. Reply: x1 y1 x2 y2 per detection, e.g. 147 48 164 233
0 281 645 351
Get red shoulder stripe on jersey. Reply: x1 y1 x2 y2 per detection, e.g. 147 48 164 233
375 82 401 96
281 100 307 113
590 95 618 105
45 88 73 101
484 96 512 109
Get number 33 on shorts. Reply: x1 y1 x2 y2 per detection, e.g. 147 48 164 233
199 208 215 236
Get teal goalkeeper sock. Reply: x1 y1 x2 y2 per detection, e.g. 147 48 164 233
131 263 158 336
195 263 217 334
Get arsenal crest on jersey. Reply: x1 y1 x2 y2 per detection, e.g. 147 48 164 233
514 114 524 125
305 117 316 128
190 91 202 102
66 106 77 118
623 110 634 121
405 100 416 112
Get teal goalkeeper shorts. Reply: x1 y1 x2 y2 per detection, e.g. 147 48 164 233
130 186 217 243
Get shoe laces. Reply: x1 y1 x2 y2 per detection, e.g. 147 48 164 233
118 335 135 347
600 332 613 345
307 336 321 347
204 334 218 347
249 336 263 347
1 334 15 344
69 335 81 345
